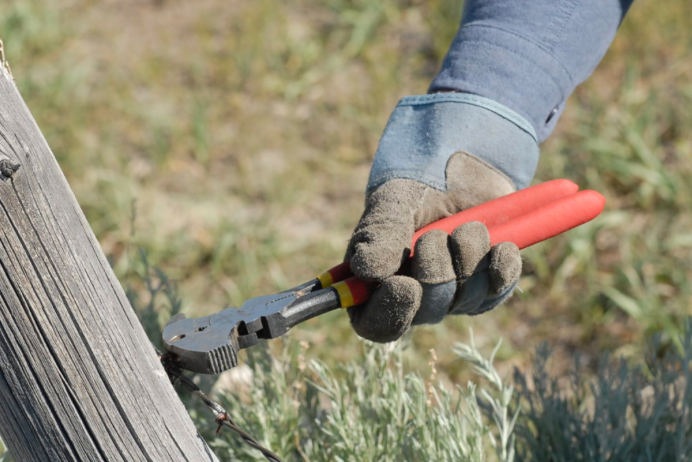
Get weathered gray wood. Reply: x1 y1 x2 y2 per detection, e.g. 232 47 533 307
0 64 217 461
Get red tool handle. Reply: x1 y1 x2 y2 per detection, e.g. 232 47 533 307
319 180 605 308
488 190 604 248
411 178 579 247
318 179 578 288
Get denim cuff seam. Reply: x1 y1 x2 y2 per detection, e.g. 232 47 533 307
429 81 539 136
398 93 538 144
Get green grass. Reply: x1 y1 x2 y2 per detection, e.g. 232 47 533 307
189 325 692 462
197 335 518 462
1 0 692 458
514 331 692 461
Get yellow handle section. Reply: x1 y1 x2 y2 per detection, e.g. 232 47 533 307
332 281 355 309
317 271 334 288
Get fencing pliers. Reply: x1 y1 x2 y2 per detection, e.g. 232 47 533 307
162 179 605 374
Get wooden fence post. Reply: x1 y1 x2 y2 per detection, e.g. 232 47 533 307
0 57 217 461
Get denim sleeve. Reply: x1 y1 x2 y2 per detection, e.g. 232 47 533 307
429 0 635 143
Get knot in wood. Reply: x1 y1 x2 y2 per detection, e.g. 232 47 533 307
0 159 21 178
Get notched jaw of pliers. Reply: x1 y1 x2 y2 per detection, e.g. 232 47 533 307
162 280 341 374
162 311 240 374
162 291 299 374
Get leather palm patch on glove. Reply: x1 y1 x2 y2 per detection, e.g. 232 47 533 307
346 152 523 343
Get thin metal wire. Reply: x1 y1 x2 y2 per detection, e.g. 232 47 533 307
159 351 285 462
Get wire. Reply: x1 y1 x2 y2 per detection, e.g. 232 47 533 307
160 351 285 462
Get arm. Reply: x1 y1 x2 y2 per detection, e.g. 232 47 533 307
431 0 636 142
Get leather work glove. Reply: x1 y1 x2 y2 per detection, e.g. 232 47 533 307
346 93 539 343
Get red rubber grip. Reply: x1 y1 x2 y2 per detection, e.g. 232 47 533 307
412 179 578 250
326 261 353 284
488 190 605 249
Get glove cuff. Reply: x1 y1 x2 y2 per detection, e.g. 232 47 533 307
367 93 539 192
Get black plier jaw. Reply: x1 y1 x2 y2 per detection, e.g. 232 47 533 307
162 278 343 374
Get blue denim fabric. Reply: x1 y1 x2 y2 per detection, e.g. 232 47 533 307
430 0 635 143
368 93 539 192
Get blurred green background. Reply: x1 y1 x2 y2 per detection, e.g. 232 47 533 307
0 0 691 400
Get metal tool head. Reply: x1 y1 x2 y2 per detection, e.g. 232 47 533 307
163 291 301 374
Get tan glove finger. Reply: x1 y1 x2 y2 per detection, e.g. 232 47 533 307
410 229 456 325
411 229 455 284
448 225 521 316
347 275 422 343
449 221 491 279
447 221 492 315
488 241 522 295
346 180 426 281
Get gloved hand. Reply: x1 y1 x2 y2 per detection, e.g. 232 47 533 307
346 93 539 343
